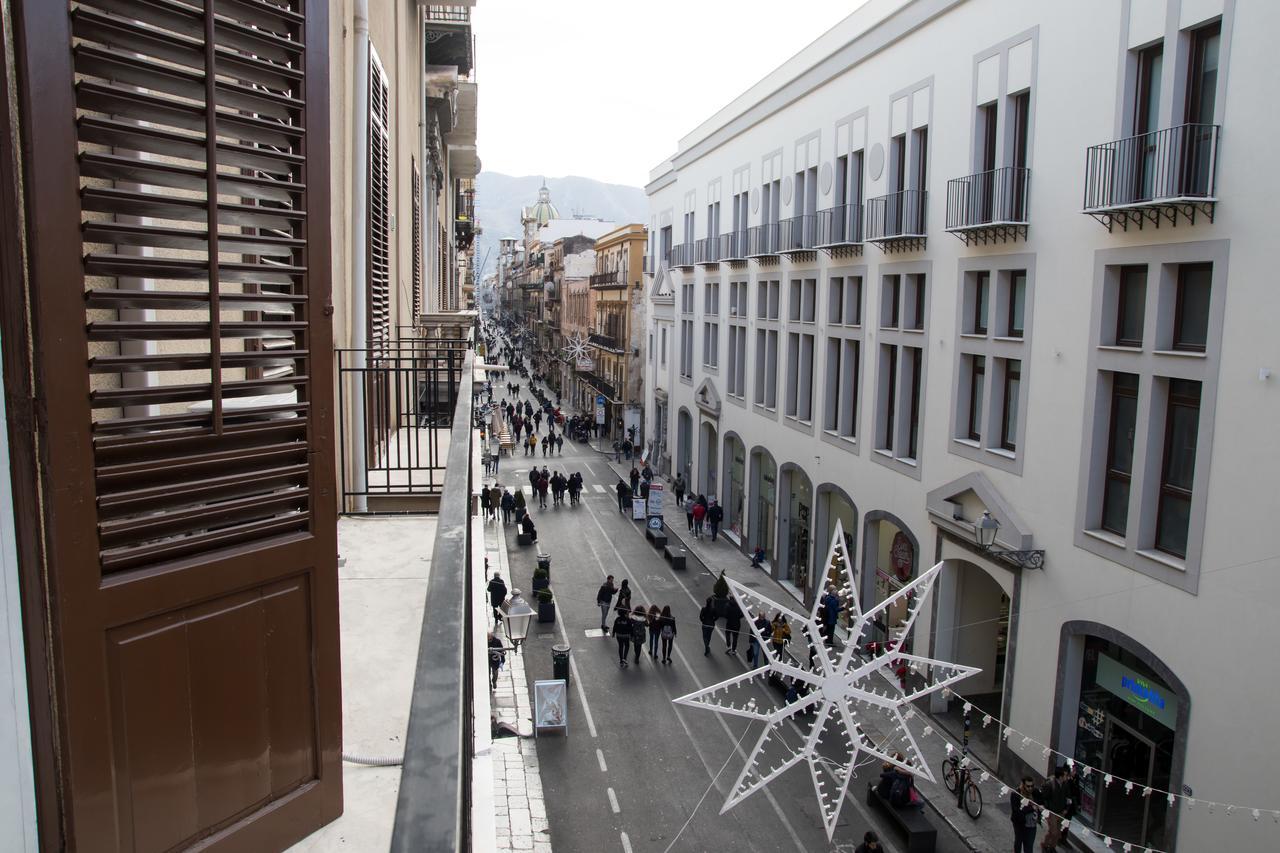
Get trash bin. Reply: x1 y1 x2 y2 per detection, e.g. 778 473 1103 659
537 553 551 577
551 644 571 688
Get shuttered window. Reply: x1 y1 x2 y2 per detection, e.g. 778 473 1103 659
368 50 391 353
412 158 423 320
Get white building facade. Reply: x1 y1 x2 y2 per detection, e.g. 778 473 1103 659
643 1 1277 850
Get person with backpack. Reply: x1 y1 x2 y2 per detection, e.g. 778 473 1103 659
630 607 647 665
488 632 506 690
645 604 661 659
1010 777 1041 853
699 597 717 656
707 501 723 542
611 608 633 668
889 762 923 809
658 605 677 664
724 596 743 655
500 488 515 525
616 579 632 614
853 831 881 853
596 576 617 630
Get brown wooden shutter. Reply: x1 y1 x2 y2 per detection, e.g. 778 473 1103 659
412 157 422 321
368 51 390 352
12 0 342 848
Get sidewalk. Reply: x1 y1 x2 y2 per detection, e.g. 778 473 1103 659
594 454 1016 853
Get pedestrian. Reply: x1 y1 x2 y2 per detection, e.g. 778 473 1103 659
479 486 491 519
611 607 632 667
542 434 549 457
647 604 661 659
616 579 632 614
528 466 540 490
673 473 686 507
519 512 537 545
629 467 640 495
707 500 723 542
749 545 766 568
748 610 769 667
1041 767 1069 850
1010 777 1041 853
685 498 695 532
630 606 647 665
486 570 507 623
658 605 676 664
527 433 537 456
556 434 563 454
699 597 717 656
512 488 526 524
820 584 841 646
691 500 707 538
616 478 631 514
488 632 506 690
500 488 514 524
642 463 653 481
535 472 548 509
770 613 791 659
489 483 502 520
724 595 743 655
596 575 617 630
613 439 621 463
853 831 881 853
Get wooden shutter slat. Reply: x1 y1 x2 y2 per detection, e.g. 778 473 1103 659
82 187 302 231
83 222 302 258
99 515 311 573
96 464 309 513
80 153 301 205
87 320 305 341
86 286 304 311
99 490 309 547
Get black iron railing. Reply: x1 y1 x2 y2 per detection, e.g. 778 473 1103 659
579 370 618 400
865 189 927 240
946 166 1031 230
719 230 748 261
426 5 470 24
390 348 475 852
695 236 721 264
816 203 864 245
747 223 779 256
590 270 621 287
778 214 817 251
670 243 695 268
589 332 622 351
1083 123 1220 210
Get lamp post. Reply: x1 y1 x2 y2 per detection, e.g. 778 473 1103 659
972 511 1045 570
503 590 536 653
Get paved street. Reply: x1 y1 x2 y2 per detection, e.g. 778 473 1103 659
486 427 974 853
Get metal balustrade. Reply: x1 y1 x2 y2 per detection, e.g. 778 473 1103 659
865 189 927 248
815 203 864 247
778 214 817 252
1083 123 1219 229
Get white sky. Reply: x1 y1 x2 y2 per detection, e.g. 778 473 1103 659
473 0 864 188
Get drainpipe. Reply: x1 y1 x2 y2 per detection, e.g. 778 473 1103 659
351 0 370 512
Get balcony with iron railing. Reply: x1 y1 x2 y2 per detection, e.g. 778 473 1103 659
719 230 748 263
1082 123 1219 231
589 331 623 353
945 166 1030 245
589 269 624 288
695 236 721 266
424 6 473 75
865 189 927 252
746 223 779 258
815 203 864 253
669 242 696 270
778 214 817 255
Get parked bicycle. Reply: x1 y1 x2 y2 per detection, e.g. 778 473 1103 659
941 753 983 818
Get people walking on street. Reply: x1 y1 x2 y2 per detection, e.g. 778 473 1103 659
724 596 743 655
699 597 717 656
568 472 582 506
616 579 632 614
707 500 723 542
596 576 617 630
629 467 640 495
820 584 842 646
658 605 676 663
535 472 549 509
853 831 881 853
556 434 563 454
646 604 661 658
691 499 707 538
486 571 507 623
616 479 632 514
1011 778 1040 853
685 498 695 531
488 484 502 519
770 613 791 659
512 488 526 523
1041 766 1069 849
673 473 686 506
479 486 491 520
550 472 565 506
611 608 632 667
630 606 647 665
748 611 769 667
488 632 505 690
500 488 514 524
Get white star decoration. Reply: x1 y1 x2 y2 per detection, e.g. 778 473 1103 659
673 521 981 840
563 334 590 362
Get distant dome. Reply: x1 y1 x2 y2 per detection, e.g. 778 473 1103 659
527 182 560 227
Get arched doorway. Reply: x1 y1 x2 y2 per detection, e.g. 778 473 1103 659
748 448 777 566
698 420 718 498
722 433 746 547
676 408 692 481
779 465 814 596
860 512 920 648
814 484 857 600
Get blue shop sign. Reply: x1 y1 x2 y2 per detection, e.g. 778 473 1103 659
1096 653 1177 729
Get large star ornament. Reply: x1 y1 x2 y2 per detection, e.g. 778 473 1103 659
673 520 980 840
563 334 590 362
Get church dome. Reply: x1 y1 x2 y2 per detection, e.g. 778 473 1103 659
527 182 559 227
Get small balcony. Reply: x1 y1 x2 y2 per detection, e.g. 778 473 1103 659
588 332 623 354
424 6 473 76
865 189 927 252
746 223 779 259
589 270 622 289
815 203 864 256
778 214 817 256
669 242 695 270
695 236 721 266
719 231 748 263
945 166 1030 245
1083 123 1219 231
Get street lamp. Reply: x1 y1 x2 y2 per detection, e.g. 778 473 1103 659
972 511 1045 570
503 590 536 652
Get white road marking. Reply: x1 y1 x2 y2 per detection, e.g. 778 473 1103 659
552 592 598 738
593 483 606 493
620 831 632 853
596 748 608 773
607 787 621 814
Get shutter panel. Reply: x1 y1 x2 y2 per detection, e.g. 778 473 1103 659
368 52 390 353
13 0 342 848
412 158 422 321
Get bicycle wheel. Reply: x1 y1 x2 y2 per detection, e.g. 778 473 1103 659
963 781 983 819
941 758 958 793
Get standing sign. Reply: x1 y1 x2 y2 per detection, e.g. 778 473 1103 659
632 498 647 520
595 394 606 425
647 482 664 516
533 679 568 737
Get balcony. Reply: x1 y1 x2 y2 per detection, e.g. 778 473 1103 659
588 332 623 353
719 230 748 263
669 242 695 270
865 189 927 252
424 6 473 76
695 236 721 266
778 214 817 257
1083 123 1219 231
945 166 1030 245
815 203 864 256
577 370 619 401
746 223 779 259
590 270 623 288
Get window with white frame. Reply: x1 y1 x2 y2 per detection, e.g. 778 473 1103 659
726 281 749 399
822 274 863 442
702 281 720 368
754 279 780 410
679 282 694 379
872 265 929 475
660 326 667 367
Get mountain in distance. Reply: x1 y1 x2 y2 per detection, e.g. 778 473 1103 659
473 172 648 281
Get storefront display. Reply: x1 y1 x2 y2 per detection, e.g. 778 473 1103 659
727 439 745 541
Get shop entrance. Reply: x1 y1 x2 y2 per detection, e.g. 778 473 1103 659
1099 717 1157 843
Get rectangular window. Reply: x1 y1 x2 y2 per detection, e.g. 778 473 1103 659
828 277 844 326
1007 270 1026 338
841 340 859 438
755 329 778 408
967 355 986 441
881 275 901 328
789 279 802 323
824 338 842 432
660 327 667 366
1000 359 1021 451
906 274 926 331
1116 265 1147 347
972 271 989 335
768 280 780 320
844 276 862 325
802 279 816 323
1172 263 1211 351
1155 378 1201 557
878 344 897 451
1134 43 1163 136
702 322 718 367
1100 373 1139 535
756 281 768 319
906 346 922 459
785 332 814 421
1185 22 1220 125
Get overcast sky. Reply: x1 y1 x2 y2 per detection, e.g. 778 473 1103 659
473 1 864 188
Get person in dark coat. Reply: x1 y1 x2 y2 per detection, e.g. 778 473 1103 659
519 512 537 544
658 605 677 664
535 473 549 509
629 467 640 495
616 579 632 614
512 489 526 524
479 487 491 519
488 632 506 690
747 610 768 667
500 488 515 524
646 604 661 659
611 609 633 667
486 571 507 623
630 606 647 665
616 479 631 514
724 596 743 654
1010 777 1040 853
820 584 842 646
699 597 717 656
673 473 686 507
707 501 724 541
853 831 881 853
596 575 617 630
